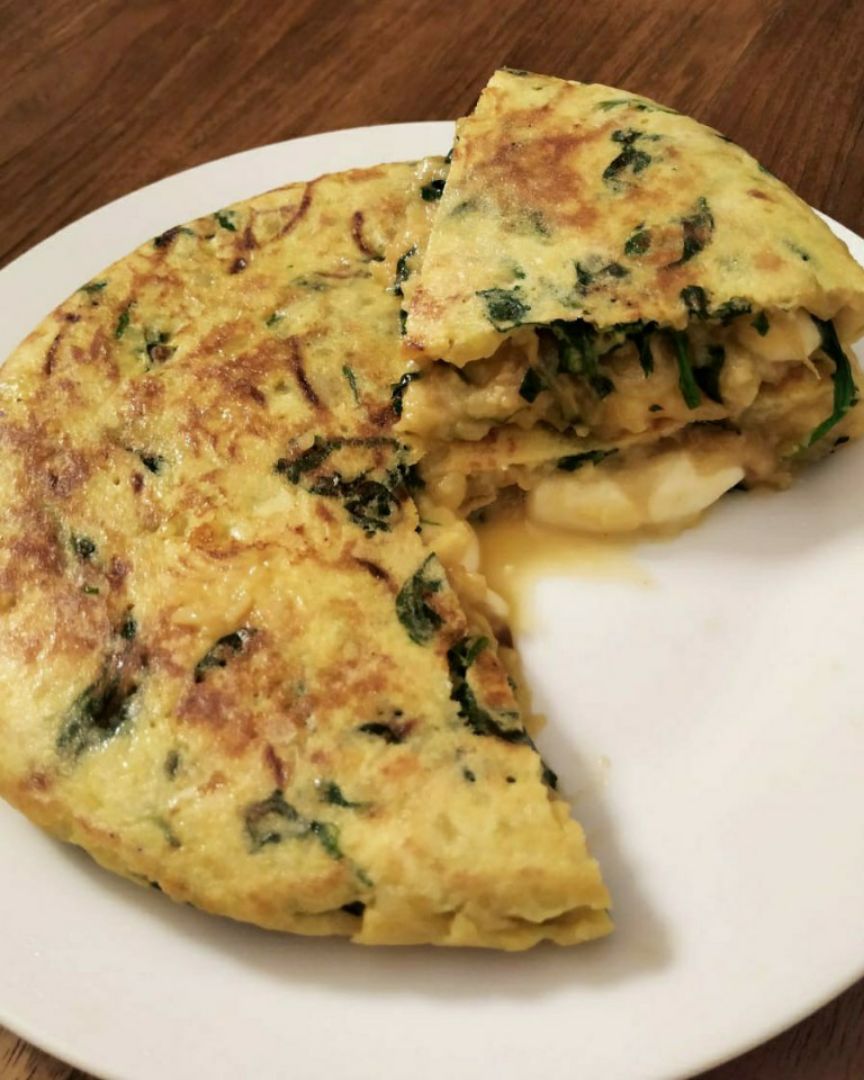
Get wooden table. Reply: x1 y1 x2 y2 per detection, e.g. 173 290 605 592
1 1 862 1076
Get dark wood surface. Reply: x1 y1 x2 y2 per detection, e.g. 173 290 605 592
1 1 862 1077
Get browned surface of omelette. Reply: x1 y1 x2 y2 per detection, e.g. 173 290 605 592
395 70 864 533
0 160 610 949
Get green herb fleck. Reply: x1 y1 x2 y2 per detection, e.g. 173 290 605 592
421 179 446 201
540 760 559 789
463 768 476 782
153 816 182 849
575 260 628 294
786 241 811 262
244 790 302 850
194 628 254 683
319 781 365 809
114 303 133 339
396 555 443 645
670 197 714 265
342 365 361 404
446 637 554 787
265 310 285 328
680 285 710 319
713 297 752 324
310 470 406 536
119 614 137 641
636 330 654 374
393 246 416 297
57 670 137 758
805 317 858 446
164 750 181 779
549 320 615 398
274 436 339 483
310 820 342 859
215 210 237 232
144 329 175 364
396 461 424 492
80 280 107 295
244 789 343 860
624 229 652 256
391 372 420 418
680 286 752 325
694 344 725 404
609 319 649 335
609 319 655 374
446 636 524 742
576 262 594 290
138 452 164 474
557 449 618 472
476 287 529 330
71 534 96 561
357 721 405 744
751 311 770 336
603 130 654 184
276 436 413 535
450 635 489 671
671 331 702 409
82 584 100 596
518 367 544 403
399 308 408 336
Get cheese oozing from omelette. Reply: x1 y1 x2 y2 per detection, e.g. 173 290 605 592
395 69 864 534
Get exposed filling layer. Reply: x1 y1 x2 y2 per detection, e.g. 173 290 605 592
400 307 862 533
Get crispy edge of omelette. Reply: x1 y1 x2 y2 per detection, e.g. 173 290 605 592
0 160 611 949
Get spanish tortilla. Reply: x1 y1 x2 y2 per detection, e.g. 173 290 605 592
0 160 610 949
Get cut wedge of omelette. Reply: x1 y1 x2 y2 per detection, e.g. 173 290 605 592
0 160 610 949
400 69 864 533
3 70 864 952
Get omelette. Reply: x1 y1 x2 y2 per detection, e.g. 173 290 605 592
400 70 864 533
0 160 610 949
3 69 864 952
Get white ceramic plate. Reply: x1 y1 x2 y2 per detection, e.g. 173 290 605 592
1 123 863 1080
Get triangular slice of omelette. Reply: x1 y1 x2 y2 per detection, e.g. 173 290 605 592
0 160 610 949
400 70 864 533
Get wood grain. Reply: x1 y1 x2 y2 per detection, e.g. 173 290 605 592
0 0 862 1077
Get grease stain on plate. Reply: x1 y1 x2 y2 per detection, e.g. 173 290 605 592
475 507 652 628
